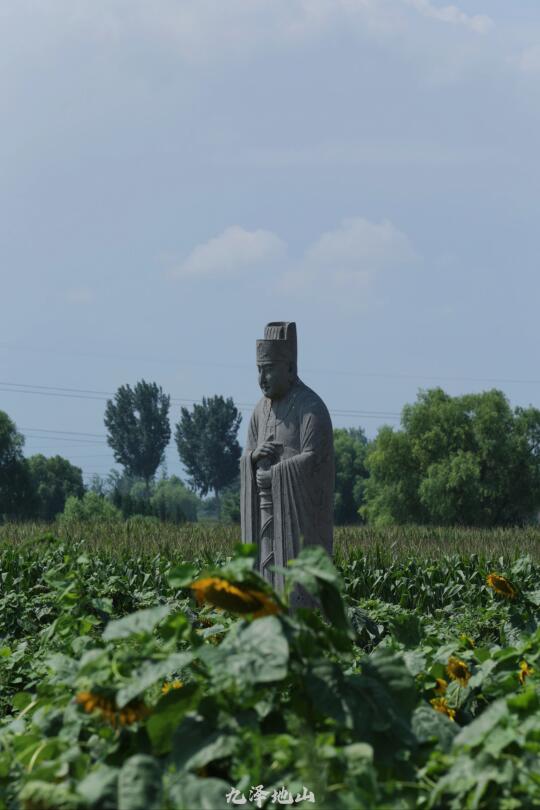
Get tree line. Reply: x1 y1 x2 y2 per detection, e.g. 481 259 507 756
2 382 540 527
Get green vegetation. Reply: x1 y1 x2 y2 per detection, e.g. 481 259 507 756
4 385 540 527
333 427 369 524
0 524 539 808
175 395 242 517
59 493 123 525
104 380 172 490
104 473 199 524
363 388 540 526
0 412 33 520
27 455 85 522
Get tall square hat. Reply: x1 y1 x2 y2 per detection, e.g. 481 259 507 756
256 322 297 365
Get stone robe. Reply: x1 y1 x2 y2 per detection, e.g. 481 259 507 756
240 379 334 599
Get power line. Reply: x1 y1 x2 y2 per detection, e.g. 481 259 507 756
24 434 108 445
20 426 105 438
1 380 402 420
2 346 540 386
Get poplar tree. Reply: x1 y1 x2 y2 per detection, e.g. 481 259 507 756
104 380 171 492
175 395 241 518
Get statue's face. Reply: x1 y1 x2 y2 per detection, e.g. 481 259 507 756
258 360 293 400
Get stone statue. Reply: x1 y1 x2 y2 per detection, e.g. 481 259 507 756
240 322 334 607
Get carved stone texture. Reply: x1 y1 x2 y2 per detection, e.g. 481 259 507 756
240 322 334 609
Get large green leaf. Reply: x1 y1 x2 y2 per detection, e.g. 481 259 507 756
167 563 197 589
167 773 232 810
18 781 82 810
117 755 163 810
77 765 119 810
286 547 351 633
412 703 457 752
304 662 353 728
387 612 423 647
200 616 289 688
116 651 193 707
287 546 343 586
346 649 418 755
170 715 237 771
454 699 508 749
362 648 418 716
147 684 200 755
103 605 171 640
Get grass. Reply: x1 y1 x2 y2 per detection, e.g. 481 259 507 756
1 520 540 561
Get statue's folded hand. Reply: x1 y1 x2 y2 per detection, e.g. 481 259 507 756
256 468 273 489
252 442 279 466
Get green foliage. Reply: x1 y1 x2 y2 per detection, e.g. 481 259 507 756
174 395 242 512
107 471 199 523
333 427 369 524
27 454 85 521
150 475 199 523
0 531 540 808
59 492 123 524
220 479 241 524
363 388 540 526
104 380 171 487
0 410 33 520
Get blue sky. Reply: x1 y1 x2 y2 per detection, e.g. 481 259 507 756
2 0 540 486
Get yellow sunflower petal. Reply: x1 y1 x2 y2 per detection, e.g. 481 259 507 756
430 697 456 721
446 656 471 687
486 573 517 600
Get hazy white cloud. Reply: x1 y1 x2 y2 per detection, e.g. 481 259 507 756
172 226 286 280
171 217 416 300
404 0 493 33
516 44 540 73
279 217 418 298
65 288 95 305
0 0 493 71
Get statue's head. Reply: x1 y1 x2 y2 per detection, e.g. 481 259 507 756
257 358 297 400
256 322 297 400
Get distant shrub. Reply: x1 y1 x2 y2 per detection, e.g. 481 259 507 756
150 476 198 523
59 492 123 525
221 481 240 524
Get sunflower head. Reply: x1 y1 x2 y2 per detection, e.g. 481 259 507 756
190 576 280 617
518 660 534 686
430 697 456 721
446 656 471 687
434 677 448 695
162 679 183 695
486 573 517 600
75 691 147 727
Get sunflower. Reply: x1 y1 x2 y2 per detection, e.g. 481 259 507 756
434 677 448 695
190 577 280 617
486 573 517 600
430 697 456 721
75 691 148 727
518 660 534 686
162 679 183 695
446 657 471 687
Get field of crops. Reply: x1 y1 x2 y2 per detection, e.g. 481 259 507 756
1 522 539 809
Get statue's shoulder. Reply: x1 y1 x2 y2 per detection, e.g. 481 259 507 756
251 396 267 418
295 380 331 420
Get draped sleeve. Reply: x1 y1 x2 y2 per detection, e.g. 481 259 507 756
240 404 260 551
270 389 334 594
